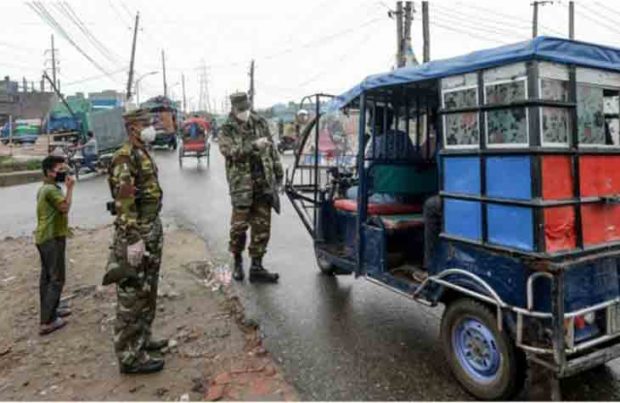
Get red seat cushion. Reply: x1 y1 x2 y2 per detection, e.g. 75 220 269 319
183 141 206 152
333 199 422 215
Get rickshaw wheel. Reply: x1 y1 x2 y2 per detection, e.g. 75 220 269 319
441 298 526 400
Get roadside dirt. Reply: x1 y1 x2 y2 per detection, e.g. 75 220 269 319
0 225 297 401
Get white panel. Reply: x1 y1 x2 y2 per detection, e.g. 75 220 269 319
483 63 527 83
539 62 569 81
441 73 477 90
577 67 620 88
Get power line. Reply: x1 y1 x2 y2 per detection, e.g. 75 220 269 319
429 20 512 45
571 2 620 36
63 67 128 86
453 1 564 36
432 3 529 39
432 8 525 40
28 2 116 81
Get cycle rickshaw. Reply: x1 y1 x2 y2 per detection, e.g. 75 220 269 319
286 37 620 400
178 117 210 167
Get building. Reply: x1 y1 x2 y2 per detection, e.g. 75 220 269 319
0 76 57 126
88 90 125 111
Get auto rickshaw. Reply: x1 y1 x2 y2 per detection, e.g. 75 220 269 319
178 117 210 167
286 36 620 400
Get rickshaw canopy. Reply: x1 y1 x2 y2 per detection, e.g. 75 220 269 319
328 36 620 111
182 117 210 132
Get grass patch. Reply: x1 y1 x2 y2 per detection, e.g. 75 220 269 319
0 157 42 173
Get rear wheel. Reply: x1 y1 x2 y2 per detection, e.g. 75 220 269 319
440 298 526 400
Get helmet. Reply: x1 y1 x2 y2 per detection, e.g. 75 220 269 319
296 109 309 123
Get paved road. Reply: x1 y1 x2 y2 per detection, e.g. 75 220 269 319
3 145 620 400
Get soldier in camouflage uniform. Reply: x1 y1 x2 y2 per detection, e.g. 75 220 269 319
105 109 166 374
219 92 283 283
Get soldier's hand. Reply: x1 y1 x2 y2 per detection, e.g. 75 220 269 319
65 174 76 189
253 137 271 150
127 239 145 267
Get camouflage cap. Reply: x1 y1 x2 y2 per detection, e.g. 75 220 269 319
230 92 250 111
123 108 151 127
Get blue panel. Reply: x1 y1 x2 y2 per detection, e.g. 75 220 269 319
444 199 482 240
486 156 532 200
487 204 534 251
443 157 480 195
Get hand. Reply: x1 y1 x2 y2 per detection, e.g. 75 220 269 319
126 239 145 267
65 174 76 189
253 137 271 150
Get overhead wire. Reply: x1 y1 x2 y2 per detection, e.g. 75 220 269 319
55 1 123 67
27 2 117 82
431 3 529 39
453 0 565 37
432 8 526 40
569 2 620 36
429 20 513 45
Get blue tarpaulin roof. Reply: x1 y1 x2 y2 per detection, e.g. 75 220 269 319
328 36 620 111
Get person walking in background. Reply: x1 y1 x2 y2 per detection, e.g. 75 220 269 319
35 155 74 335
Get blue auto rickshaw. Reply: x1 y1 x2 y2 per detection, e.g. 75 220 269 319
286 37 620 400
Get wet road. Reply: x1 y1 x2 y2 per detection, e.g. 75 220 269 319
3 146 620 400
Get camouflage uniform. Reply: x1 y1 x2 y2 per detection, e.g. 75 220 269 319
107 110 164 367
219 108 283 259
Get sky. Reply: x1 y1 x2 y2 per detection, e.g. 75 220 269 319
1 0 619 111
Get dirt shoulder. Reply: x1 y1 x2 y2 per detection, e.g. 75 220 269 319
0 225 297 401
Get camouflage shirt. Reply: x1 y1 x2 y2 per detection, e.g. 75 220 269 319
219 113 283 207
108 142 163 243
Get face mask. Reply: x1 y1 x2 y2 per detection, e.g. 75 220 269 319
140 126 157 144
54 171 67 183
236 110 250 122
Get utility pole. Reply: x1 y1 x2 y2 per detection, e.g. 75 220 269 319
569 0 575 39
395 1 403 67
162 50 168 98
50 35 57 88
182 73 187 113
248 59 255 109
126 12 139 100
532 1 554 38
422 1 430 62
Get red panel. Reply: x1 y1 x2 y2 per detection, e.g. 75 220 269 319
541 156 573 200
581 204 620 246
333 199 422 215
580 155 620 197
544 206 576 253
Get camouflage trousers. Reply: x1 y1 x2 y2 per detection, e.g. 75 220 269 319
112 217 163 366
229 195 272 258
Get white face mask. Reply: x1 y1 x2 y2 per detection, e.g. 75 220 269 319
140 126 157 144
236 110 250 122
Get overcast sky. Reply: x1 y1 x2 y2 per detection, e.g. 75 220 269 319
1 0 619 111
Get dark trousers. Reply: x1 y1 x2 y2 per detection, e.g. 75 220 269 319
37 237 66 324
423 196 442 270
83 154 97 172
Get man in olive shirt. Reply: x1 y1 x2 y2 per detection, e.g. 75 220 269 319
35 155 75 335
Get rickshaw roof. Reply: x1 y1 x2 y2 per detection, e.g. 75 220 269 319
328 36 620 111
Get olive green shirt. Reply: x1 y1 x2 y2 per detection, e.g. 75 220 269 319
35 179 69 245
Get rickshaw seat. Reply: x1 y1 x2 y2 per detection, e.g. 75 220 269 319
373 213 425 231
333 198 422 215
183 141 206 152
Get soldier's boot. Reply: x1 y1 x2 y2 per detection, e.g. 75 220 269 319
233 253 244 281
249 257 279 283
119 357 165 375
145 338 169 351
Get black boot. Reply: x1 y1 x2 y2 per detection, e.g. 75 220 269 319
249 257 279 283
233 253 244 281
120 357 165 374
145 338 169 351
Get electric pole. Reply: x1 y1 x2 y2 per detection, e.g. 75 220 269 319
182 73 187 113
249 59 255 109
422 1 430 63
51 35 57 88
569 0 575 39
162 50 168 98
532 1 554 38
126 12 139 100
395 1 403 67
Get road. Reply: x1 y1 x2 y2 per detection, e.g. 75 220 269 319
3 145 620 400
